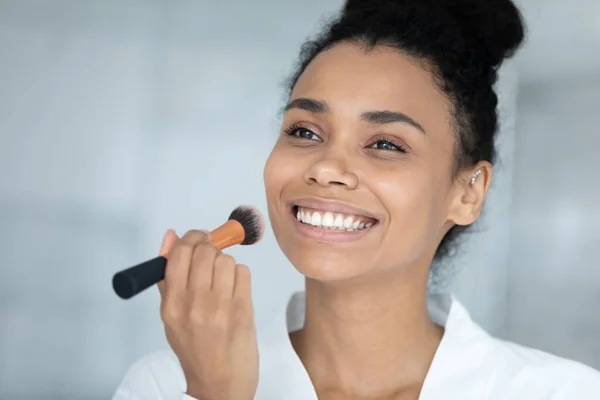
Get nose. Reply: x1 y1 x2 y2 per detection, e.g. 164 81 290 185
304 156 359 190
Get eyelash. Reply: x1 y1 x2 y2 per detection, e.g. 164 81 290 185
283 124 322 141
368 135 407 153
283 124 407 153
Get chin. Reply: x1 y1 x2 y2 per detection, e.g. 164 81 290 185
285 249 366 282
277 233 390 284
268 199 387 281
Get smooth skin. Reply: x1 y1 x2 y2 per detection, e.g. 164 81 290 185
263 43 491 399
159 42 492 400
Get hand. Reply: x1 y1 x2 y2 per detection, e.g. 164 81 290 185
157 229 259 400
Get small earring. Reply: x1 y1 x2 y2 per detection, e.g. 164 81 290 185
470 170 481 185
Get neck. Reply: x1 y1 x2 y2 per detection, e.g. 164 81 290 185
291 265 443 398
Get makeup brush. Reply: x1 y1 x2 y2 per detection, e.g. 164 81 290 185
112 205 264 300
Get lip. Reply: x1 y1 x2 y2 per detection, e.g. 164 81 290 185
288 196 380 220
291 215 374 243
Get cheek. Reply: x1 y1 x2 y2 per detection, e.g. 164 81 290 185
377 175 436 222
263 145 301 202
374 171 447 257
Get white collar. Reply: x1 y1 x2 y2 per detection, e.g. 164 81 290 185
255 292 494 399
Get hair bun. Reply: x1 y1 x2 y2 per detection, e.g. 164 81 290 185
445 0 525 66
343 0 525 68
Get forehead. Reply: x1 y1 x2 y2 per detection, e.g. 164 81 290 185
290 42 452 134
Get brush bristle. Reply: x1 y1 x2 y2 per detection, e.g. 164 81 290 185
228 205 264 245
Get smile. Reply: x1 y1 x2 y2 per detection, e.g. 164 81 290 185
288 198 380 243
293 206 377 232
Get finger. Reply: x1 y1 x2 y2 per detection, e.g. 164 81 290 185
212 254 236 298
165 230 211 295
179 229 211 246
188 242 219 291
233 264 252 301
158 230 179 296
159 229 179 256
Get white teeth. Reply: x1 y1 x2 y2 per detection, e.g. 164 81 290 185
333 214 344 228
294 206 376 232
343 216 353 229
302 211 311 224
295 206 376 232
310 212 321 226
322 212 334 227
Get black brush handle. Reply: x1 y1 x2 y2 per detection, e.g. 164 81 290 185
112 256 167 299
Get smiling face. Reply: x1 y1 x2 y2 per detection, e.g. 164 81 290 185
264 42 486 283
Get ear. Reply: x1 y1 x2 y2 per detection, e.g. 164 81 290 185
447 162 492 226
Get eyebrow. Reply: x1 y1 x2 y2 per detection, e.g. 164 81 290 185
284 97 426 134
284 98 330 114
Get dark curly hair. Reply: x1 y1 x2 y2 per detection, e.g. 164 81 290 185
285 0 525 262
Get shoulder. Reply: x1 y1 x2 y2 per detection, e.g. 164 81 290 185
487 337 600 399
113 350 187 399
444 296 600 399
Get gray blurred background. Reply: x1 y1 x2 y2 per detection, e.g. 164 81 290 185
0 0 598 399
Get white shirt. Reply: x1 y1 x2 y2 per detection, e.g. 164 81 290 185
113 292 600 399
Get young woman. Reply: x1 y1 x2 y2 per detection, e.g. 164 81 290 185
113 0 600 399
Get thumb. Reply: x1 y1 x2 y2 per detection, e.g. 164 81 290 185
159 229 179 256
157 229 179 296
